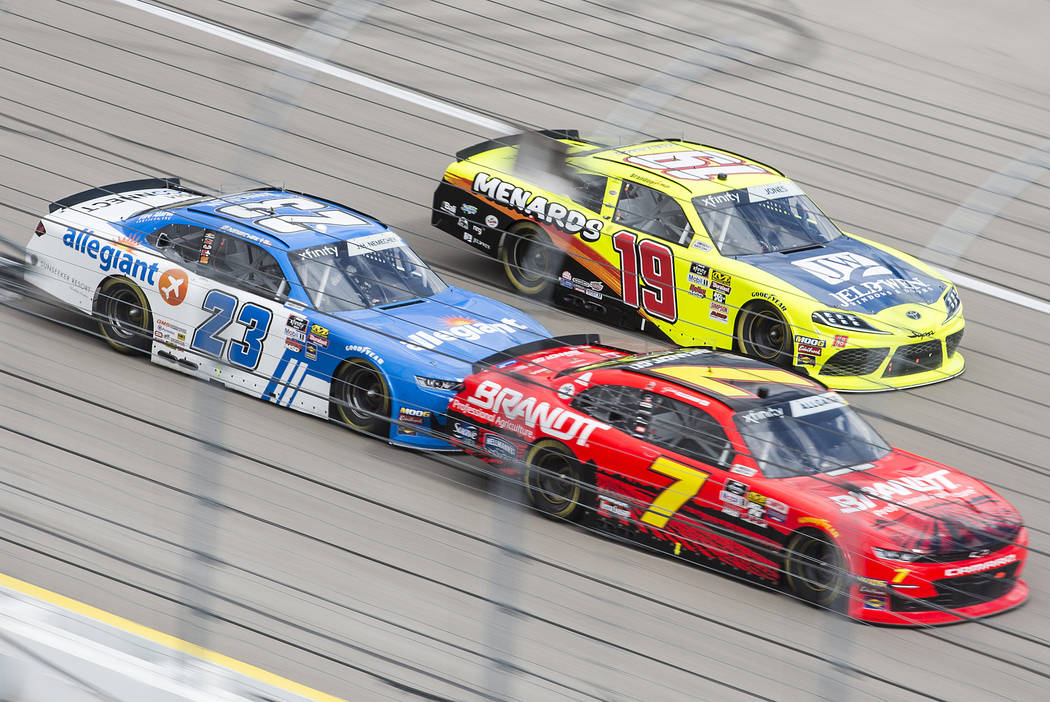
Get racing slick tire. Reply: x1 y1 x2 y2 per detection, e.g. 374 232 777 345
331 359 391 437
736 301 792 367
523 439 594 522
95 277 153 354
500 221 559 297
783 529 848 611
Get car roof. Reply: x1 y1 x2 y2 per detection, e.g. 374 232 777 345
566 140 788 199
148 189 389 251
563 347 829 412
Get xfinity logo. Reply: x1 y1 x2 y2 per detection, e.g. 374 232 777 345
742 407 784 424
700 192 740 208
792 252 891 285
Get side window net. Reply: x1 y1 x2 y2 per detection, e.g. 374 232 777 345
613 182 692 244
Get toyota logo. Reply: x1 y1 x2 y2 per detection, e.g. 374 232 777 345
905 310 921 320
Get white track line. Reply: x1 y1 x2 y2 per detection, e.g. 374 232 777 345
117 1 1050 317
113 0 513 133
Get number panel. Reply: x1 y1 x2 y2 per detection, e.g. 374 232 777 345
191 289 274 370
640 457 710 529
190 289 236 357
611 231 679 322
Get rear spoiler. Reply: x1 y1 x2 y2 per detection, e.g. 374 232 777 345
472 333 604 374
49 177 204 213
455 129 583 162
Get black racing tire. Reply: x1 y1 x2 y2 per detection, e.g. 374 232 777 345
330 359 391 437
783 530 848 611
500 221 560 297
737 301 792 367
95 277 153 354
523 439 594 521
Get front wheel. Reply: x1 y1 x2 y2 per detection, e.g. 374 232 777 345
500 221 559 297
783 530 848 611
737 301 792 366
96 277 152 354
523 439 594 521
331 359 391 437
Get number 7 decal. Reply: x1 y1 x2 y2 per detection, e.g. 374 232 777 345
640 457 709 529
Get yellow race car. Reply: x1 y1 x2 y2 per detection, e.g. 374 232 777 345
432 131 964 391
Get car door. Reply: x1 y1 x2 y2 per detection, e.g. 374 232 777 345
152 227 295 402
607 180 722 346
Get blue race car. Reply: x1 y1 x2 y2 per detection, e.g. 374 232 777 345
24 178 549 449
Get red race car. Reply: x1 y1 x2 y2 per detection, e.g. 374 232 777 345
448 338 1027 624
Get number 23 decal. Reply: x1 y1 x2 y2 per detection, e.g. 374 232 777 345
612 231 678 323
191 290 273 370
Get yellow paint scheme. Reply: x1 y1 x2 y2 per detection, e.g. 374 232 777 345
440 137 965 391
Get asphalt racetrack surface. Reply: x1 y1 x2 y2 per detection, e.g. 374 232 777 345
2 2 1050 700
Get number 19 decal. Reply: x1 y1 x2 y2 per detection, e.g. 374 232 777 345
640 457 709 529
191 290 273 370
612 231 677 322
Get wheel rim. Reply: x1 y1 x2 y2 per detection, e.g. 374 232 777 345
532 449 579 507
342 365 386 423
510 230 553 287
105 286 146 341
744 307 788 361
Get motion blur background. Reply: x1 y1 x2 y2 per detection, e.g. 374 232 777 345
1 1 1049 700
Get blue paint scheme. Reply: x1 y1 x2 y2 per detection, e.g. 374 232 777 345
119 189 550 449
736 236 946 313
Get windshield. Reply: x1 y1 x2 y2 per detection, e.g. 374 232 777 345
733 393 890 477
291 233 447 312
693 182 842 256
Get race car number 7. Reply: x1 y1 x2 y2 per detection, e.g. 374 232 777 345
612 231 677 322
640 457 709 529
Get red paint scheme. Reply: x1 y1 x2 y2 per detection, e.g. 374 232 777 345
449 343 1028 625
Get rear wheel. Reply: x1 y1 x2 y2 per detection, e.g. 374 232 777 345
783 530 848 610
500 221 559 296
331 359 391 436
96 278 152 354
523 439 593 521
737 301 792 366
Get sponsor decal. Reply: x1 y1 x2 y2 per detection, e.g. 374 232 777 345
482 432 516 459
624 149 774 181
710 270 731 293
797 343 823 356
741 407 784 424
688 284 706 298
709 303 728 322
711 291 726 304
73 189 184 213
832 277 935 309
310 324 329 338
285 338 303 353
730 465 757 477
63 228 160 285
440 201 456 215
157 269 188 306
829 469 959 513
452 421 478 444
793 334 825 348
906 310 921 320
472 173 604 241
485 214 499 228
764 498 788 523
344 344 384 365
455 379 610 446
855 576 888 592
792 252 891 286
308 333 328 348
798 517 840 538
797 354 816 366
908 330 934 339
690 239 713 251
199 230 214 264
305 343 317 360
402 316 530 351
944 553 1016 578
689 262 709 278
399 407 430 425
461 204 478 215
153 318 188 348
286 314 308 332
286 329 306 343
598 493 632 520
863 594 889 610
750 291 787 311
788 392 846 417
833 335 848 348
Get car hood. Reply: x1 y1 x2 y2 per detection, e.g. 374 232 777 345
735 237 946 314
332 286 549 368
799 452 1022 554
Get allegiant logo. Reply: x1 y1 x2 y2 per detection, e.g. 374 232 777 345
64 228 159 285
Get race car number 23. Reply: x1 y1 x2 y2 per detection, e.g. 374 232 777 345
191 290 273 370
612 231 677 323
